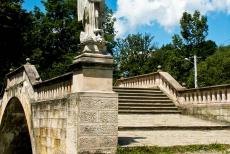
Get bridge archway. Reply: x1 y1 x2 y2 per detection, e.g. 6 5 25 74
0 97 33 154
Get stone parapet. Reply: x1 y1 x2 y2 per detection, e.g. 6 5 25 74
34 72 73 101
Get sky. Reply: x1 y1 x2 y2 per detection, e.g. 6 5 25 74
23 0 230 47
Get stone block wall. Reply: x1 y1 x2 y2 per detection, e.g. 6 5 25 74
181 104 230 123
32 96 78 154
32 92 118 154
78 92 118 154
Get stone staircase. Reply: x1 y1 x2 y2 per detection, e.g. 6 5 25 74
113 87 180 114
114 88 230 147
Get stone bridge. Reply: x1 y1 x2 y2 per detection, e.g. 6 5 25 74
0 53 118 154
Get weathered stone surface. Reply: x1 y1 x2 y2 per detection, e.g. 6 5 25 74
99 111 118 123
80 124 117 136
182 104 230 123
77 92 118 154
31 97 74 154
79 97 117 110
79 136 117 149
79 111 97 123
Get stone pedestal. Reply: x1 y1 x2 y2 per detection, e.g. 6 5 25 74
72 53 118 154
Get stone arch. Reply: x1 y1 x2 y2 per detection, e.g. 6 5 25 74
0 96 35 154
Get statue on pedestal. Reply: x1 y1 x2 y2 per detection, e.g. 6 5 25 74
78 0 106 54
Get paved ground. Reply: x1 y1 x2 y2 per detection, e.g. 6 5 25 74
119 130 230 147
118 114 230 147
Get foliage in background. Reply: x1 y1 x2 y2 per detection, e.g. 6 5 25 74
174 10 209 56
28 0 82 79
195 45 230 87
113 10 223 88
0 0 33 91
114 33 156 78
150 10 217 88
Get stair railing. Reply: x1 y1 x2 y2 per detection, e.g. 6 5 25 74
178 84 230 105
115 71 185 103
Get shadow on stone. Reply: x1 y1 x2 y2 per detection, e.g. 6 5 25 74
118 137 146 146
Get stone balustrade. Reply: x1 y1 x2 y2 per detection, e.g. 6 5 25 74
34 73 72 101
115 72 159 88
179 84 230 104
115 71 185 102
115 71 230 106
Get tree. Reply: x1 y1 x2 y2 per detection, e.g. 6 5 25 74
29 1 116 80
102 5 116 56
169 10 217 87
189 45 230 87
180 10 208 56
0 0 33 91
28 0 82 80
115 33 156 77
147 44 192 85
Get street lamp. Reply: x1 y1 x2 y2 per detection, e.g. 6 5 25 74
185 55 198 88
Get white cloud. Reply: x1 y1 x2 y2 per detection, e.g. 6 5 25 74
114 0 230 37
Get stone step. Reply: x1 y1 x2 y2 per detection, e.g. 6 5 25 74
119 110 181 114
113 87 159 91
119 99 173 103
115 87 179 114
118 96 170 100
114 89 162 94
119 114 229 127
119 125 230 131
119 106 178 110
118 93 166 97
119 103 176 107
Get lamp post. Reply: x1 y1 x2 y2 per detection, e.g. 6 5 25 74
185 55 198 88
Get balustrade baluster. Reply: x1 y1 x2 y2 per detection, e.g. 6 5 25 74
221 89 226 103
211 91 215 103
189 94 192 102
185 93 188 102
202 93 206 103
217 90 221 103
227 89 230 103
198 92 202 103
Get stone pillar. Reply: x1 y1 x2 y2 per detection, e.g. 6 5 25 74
72 53 118 154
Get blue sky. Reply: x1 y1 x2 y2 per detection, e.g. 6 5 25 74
23 0 230 47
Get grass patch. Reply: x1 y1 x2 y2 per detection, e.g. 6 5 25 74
117 144 230 154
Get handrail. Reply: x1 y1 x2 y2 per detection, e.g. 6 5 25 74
115 71 185 91
181 84 230 92
179 84 230 104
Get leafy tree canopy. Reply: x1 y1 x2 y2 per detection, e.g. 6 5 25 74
114 33 156 77
193 45 230 87
0 0 33 91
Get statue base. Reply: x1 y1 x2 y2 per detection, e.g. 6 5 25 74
79 32 107 54
71 53 114 93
